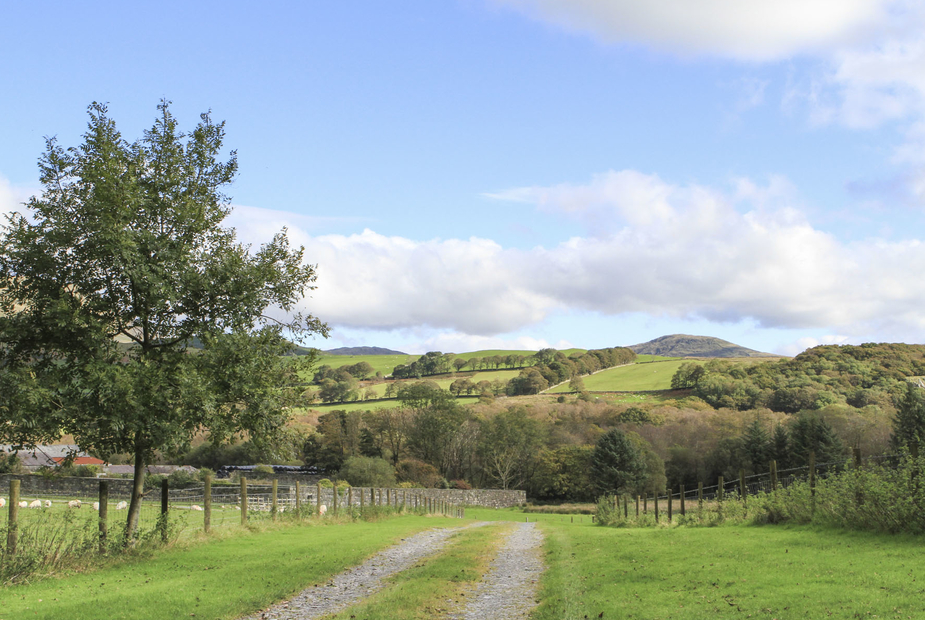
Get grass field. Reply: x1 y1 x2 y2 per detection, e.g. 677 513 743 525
548 359 695 392
7 507 925 620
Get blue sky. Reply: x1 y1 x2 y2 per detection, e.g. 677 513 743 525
4 1 925 355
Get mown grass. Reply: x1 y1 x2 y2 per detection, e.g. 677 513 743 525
326 521 509 620
532 521 925 620
0 515 461 620
548 359 690 392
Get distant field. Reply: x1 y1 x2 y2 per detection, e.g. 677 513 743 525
310 353 418 377
547 359 696 392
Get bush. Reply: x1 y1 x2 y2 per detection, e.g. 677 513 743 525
318 478 334 488
450 479 471 490
338 456 396 487
253 464 275 477
395 459 442 488
0 451 24 474
198 467 215 482
167 468 199 488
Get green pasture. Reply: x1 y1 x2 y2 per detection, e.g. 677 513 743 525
0 514 463 620
307 353 418 378
7 504 925 620
533 522 925 619
548 359 695 392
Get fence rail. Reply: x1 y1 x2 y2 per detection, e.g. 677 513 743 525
2 477 467 559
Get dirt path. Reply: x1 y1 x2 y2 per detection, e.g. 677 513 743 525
449 522 545 620
240 523 484 620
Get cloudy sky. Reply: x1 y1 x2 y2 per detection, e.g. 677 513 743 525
4 1 925 355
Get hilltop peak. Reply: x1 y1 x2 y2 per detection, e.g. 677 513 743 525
629 334 777 358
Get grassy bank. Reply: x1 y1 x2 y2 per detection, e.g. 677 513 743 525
533 521 925 619
0 515 460 620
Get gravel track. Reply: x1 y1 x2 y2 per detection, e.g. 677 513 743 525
449 522 545 620
240 524 482 620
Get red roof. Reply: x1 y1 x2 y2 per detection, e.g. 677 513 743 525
52 456 107 466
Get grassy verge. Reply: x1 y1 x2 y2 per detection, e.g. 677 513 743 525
327 522 509 620
533 521 925 619
0 515 461 620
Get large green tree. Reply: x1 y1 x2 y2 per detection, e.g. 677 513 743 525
590 428 647 495
0 102 327 539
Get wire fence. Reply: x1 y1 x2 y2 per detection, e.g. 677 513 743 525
605 450 904 523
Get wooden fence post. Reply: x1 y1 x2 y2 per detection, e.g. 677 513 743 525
161 478 170 542
348 486 353 508
360 487 365 509
295 480 301 517
667 488 673 522
717 476 724 501
643 494 647 514
770 460 778 491
624 494 628 519
241 477 248 525
271 479 278 521
316 482 322 516
6 479 19 557
654 493 659 523
698 482 703 518
809 451 816 517
739 469 747 508
635 495 640 517
204 475 212 533
386 488 391 506
680 484 686 516
99 480 109 553
332 484 339 515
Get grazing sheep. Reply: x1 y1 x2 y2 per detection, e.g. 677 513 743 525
44 500 52 508
0 497 6 508
67 499 81 508
19 500 28 508
115 501 127 510
319 504 327 515
29 499 42 508
191 505 203 511
93 502 100 510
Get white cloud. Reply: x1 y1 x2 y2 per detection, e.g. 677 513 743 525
492 0 893 61
234 169 925 343
778 334 852 357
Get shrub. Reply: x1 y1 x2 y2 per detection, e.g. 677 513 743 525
395 459 442 488
253 464 275 477
338 456 396 487
450 479 471 490
317 478 334 488
167 468 199 488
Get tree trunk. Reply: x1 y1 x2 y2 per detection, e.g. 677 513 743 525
124 442 147 544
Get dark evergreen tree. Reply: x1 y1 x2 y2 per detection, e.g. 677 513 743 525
892 382 925 452
769 423 791 470
741 416 770 474
789 413 845 466
590 428 647 495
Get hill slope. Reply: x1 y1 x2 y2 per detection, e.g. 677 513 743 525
324 346 408 356
629 334 776 358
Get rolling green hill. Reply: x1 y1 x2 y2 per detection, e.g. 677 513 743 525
547 359 694 393
629 334 777 358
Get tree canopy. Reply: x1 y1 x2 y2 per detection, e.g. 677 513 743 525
0 102 327 538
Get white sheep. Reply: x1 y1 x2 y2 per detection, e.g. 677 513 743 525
0 497 6 508
191 505 203 511
44 500 52 508
67 499 81 508
115 500 127 510
19 500 28 508
29 499 42 508
93 502 100 510
319 504 327 515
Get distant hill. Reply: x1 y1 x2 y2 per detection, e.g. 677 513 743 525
629 334 777 358
324 346 408 356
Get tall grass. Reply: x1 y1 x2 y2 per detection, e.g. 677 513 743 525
595 453 925 534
